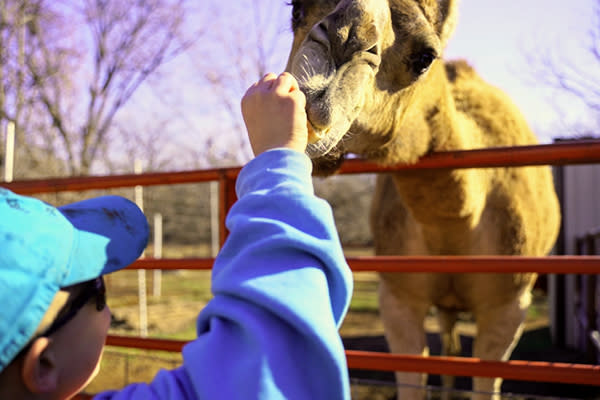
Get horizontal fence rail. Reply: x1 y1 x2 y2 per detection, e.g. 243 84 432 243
132 255 600 274
2 166 242 195
104 336 600 386
345 351 600 386
339 140 600 173
4 141 600 391
4 140 600 195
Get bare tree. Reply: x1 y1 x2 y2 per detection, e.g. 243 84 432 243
530 0 600 136
191 0 292 164
101 119 176 174
1 0 200 177
0 0 60 173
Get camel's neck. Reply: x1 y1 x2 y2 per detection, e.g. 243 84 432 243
391 167 489 233
386 62 489 229
362 61 466 166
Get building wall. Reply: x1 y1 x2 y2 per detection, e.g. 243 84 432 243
552 163 600 348
562 165 600 254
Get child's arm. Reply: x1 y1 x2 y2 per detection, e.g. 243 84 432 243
94 73 352 400
187 148 352 399
183 72 352 399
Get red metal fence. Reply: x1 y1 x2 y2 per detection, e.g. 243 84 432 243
575 228 600 362
5 140 600 390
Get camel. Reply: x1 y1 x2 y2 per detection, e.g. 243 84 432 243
284 1 561 399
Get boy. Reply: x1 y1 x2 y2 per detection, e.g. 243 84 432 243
0 72 353 399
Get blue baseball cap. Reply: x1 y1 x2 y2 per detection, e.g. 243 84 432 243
0 188 149 371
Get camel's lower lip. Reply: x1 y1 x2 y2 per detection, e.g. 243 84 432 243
307 121 329 144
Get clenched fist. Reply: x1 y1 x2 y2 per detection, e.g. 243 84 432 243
241 72 309 156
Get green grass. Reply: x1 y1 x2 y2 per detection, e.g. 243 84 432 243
349 274 380 312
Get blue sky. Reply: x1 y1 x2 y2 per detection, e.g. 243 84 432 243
120 0 598 169
444 0 597 142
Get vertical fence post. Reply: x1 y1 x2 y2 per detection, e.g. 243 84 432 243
218 173 238 248
210 181 219 257
153 213 162 298
124 353 130 387
134 159 148 337
4 121 15 182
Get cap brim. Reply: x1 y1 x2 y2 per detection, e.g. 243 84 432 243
58 196 149 286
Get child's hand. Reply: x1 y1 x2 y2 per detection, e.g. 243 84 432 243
241 72 308 156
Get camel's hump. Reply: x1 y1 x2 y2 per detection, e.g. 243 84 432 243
444 59 477 83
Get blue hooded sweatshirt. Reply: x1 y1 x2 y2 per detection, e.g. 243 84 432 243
95 149 353 400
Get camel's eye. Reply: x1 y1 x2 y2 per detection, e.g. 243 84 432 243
288 1 305 29
410 49 437 76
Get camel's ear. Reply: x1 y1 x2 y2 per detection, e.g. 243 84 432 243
437 0 459 47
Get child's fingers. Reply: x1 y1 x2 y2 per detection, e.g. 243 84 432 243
280 72 300 92
243 73 277 100
244 71 305 110
262 72 278 81
260 73 278 90
274 73 306 110
274 72 299 94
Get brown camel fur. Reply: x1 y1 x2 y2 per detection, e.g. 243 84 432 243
284 1 561 399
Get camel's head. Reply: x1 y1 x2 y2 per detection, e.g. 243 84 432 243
285 0 458 174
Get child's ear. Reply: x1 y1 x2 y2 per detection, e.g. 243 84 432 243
21 337 59 393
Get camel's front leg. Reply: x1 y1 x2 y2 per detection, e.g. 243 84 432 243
472 296 529 400
379 276 431 400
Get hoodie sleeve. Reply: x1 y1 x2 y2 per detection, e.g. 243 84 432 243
95 148 353 400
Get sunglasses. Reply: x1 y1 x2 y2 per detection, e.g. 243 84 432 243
16 277 107 359
15 277 106 360
42 276 107 337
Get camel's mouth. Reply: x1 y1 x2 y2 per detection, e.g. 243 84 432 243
293 60 375 158
290 28 378 159
306 120 326 144
301 71 374 158
305 120 343 158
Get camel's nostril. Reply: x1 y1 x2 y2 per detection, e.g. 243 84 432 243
366 44 378 56
318 20 328 35
309 20 331 49
363 45 381 69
